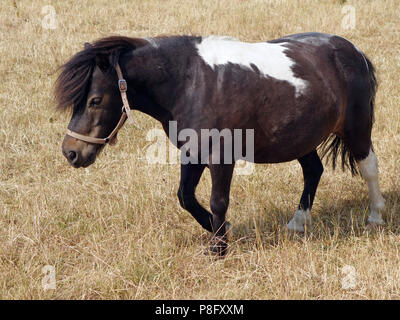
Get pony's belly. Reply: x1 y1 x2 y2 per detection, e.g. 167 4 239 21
252 151 306 164
251 134 328 164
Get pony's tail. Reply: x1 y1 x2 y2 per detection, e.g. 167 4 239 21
365 54 378 125
319 135 358 176
319 53 377 177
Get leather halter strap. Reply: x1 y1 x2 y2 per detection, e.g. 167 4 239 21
66 63 134 145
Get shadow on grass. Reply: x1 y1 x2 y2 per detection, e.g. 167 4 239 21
228 189 400 249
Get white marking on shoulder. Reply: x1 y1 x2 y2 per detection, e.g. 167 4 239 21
196 36 307 97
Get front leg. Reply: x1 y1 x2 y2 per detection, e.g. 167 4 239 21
177 163 213 232
287 150 323 232
208 163 235 256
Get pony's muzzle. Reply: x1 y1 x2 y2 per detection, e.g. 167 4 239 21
62 145 80 167
67 150 78 164
62 135 98 168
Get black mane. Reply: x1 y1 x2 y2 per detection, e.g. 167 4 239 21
54 36 148 112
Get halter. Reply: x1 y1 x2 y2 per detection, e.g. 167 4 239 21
66 63 134 145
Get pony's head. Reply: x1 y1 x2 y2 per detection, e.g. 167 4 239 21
55 36 147 168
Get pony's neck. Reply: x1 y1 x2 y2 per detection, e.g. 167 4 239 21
122 37 198 125
127 88 172 123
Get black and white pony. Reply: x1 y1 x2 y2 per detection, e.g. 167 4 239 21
56 32 385 256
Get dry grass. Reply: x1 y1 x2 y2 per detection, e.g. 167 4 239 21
1 0 400 299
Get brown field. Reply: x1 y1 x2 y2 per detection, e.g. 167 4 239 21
1 0 400 299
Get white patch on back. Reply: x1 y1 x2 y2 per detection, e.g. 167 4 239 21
196 36 308 97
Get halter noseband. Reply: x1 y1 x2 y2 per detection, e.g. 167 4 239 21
66 63 134 145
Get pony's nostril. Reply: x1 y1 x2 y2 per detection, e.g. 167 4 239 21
68 150 78 163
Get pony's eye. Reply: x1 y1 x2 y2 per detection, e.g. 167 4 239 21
89 97 102 107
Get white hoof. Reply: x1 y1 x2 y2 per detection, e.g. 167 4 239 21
287 209 311 233
367 212 385 225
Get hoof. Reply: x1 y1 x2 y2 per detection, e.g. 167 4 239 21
367 216 385 226
366 221 385 231
286 221 305 233
204 236 228 257
287 210 311 233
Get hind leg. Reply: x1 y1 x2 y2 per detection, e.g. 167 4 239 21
343 111 385 225
357 148 385 225
287 150 324 232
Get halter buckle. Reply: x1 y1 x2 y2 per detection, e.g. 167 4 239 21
118 79 127 92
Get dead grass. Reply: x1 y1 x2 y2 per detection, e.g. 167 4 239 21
1 0 400 299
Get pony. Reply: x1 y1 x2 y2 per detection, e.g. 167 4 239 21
55 32 385 256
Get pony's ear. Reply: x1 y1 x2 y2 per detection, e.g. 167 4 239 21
84 42 92 50
95 54 110 72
